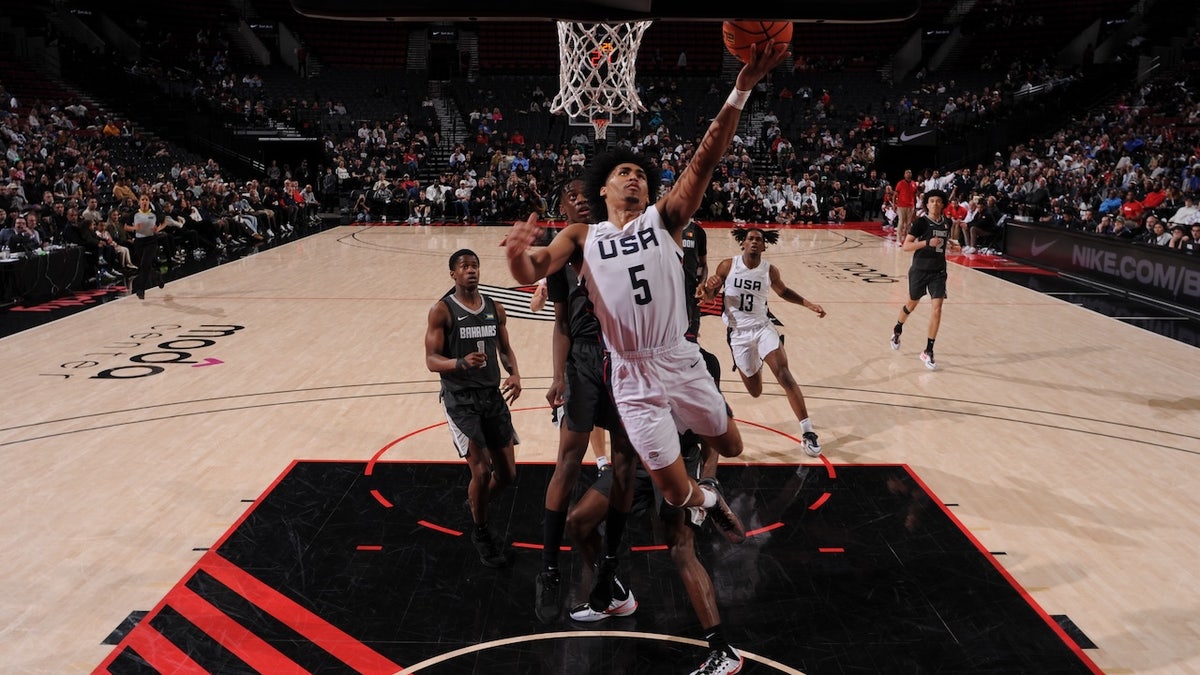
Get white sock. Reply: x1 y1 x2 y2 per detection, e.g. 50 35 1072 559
595 455 610 470
800 418 814 434
701 486 717 508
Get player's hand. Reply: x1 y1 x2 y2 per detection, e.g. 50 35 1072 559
529 282 548 312
929 236 943 249
737 41 790 90
501 375 521 404
505 212 542 260
462 351 487 369
699 274 723 300
810 303 826 318
545 378 565 408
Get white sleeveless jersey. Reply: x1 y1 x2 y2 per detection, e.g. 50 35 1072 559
721 255 772 330
580 205 687 355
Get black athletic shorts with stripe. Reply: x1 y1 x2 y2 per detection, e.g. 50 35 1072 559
562 341 621 433
441 387 516 458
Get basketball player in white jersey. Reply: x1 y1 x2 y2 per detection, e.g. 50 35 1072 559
700 227 827 456
507 40 788 675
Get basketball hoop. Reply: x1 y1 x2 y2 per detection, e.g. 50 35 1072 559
551 20 652 137
591 117 609 141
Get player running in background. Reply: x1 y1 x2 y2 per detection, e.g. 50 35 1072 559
700 227 827 456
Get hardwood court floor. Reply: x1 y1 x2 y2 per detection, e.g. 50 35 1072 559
2 223 1198 673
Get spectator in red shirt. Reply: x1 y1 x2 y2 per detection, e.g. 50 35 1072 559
894 169 919 241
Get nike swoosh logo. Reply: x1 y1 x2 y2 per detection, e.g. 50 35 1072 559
899 130 934 142
690 359 700 368
1029 238 1056 256
457 315 470 320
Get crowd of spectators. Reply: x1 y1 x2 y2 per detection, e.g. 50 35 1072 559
0 80 322 288
6 11 1198 314
979 58 1200 256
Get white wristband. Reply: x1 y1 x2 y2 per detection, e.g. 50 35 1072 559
726 88 751 110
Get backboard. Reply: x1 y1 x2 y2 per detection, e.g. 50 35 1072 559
290 0 921 23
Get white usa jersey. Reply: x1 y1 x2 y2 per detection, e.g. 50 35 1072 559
580 205 687 355
721 255 772 330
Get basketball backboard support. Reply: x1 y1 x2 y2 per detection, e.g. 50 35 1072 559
290 0 921 23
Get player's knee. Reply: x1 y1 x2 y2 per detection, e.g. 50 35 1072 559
714 436 743 459
777 369 798 389
564 512 586 541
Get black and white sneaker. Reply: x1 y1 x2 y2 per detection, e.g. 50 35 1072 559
534 569 561 624
802 431 822 457
689 646 744 675
587 555 620 612
570 572 636 622
698 478 746 544
890 332 901 350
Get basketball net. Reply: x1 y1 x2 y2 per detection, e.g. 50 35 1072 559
551 20 652 140
591 117 609 140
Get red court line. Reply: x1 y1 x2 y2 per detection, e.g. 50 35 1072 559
200 552 404 675
819 547 845 553
904 466 1105 674
121 623 208 675
631 544 669 552
168 586 307 675
809 492 832 510
418 520 461 536
356 545 383 551
746 521 784 537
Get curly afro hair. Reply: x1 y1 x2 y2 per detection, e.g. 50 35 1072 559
583 147 661 223
731 227 781 246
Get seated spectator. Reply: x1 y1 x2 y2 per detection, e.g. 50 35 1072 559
1146 218 1171 246
353 192 371 222
1168 196 1199 226
1166 224 1189 251
1109 217 1136 240
1 213 41 252
299 183 320 223
965 196 1003 253
1098 193 1123 215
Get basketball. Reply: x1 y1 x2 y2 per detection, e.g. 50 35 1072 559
722 21 793 63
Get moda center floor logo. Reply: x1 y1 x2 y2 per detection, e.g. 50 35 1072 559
43 324 246 380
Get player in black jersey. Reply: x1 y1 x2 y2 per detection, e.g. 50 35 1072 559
424 249 523 567
535 178 638 623
680 218 708 342
890 189 960 370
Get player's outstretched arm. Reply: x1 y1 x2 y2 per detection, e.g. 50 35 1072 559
658 42 789 233
506 216 587 284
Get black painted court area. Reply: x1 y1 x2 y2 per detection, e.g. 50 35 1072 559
100 462 1100 674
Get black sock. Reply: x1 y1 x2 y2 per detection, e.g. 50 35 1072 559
542 509 567 569
894 322 904 335
705 624 728 652
603 507 628 559
926 338 936 353
475 521 489 535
